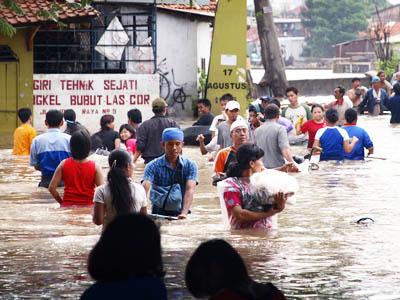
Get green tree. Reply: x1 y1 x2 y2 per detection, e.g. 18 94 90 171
0 0 92 38
302 0 389 57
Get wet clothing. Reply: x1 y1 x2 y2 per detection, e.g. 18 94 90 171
93 180 147 229
143 155 198 216
136 114 179 163
61 158 97 206
315 126 350 161
300 120 326 148
214 146 237 175
255 120 289 169
193 112 214 126
386 94 400 123
30 128 70 187
359 88 389 116
13 123 37 155
81 276 167 300
343 125 373 160
223 177 275 229
91 129 119 151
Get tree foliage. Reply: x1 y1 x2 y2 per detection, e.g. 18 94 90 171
302 0 390 57
378 55 400 78
0 0 93 38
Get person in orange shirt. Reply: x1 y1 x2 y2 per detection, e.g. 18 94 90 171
213 119 248 185
12 108 37 155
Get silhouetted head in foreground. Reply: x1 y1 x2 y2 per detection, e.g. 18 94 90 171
185 239 286 299
88 214 164 281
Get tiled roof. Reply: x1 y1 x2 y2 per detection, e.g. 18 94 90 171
158 0 217 16
0 0 98 27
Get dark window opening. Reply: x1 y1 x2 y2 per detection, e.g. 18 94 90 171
33 3 156 74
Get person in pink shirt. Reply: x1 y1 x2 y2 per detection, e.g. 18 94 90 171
296 104 326 150
223 144 288 230
119 124 137 154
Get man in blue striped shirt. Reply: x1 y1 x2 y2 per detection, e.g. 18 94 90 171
142 128 198 218
30 110 71 187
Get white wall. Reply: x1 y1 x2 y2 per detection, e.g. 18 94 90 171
197 21 212 73
278 36 305 61
157 11 212 117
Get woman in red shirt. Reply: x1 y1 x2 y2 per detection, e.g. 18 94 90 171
296 104 326 150
49 131 104 206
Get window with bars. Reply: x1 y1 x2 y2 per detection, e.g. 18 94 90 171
33 3 156 74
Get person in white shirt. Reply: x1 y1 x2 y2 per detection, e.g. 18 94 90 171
323 86 353 126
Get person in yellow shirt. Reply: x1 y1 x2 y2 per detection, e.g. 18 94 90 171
12 108 37 155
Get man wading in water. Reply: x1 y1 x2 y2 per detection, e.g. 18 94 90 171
142 128 198 218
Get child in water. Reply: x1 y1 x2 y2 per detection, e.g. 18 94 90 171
13 108 37 155
118 124 137 154
49 130 104 206
92 149 147 229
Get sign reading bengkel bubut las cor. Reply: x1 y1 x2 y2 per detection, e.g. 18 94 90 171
33 74 160 133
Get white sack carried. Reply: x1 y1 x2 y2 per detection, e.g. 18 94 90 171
249 169 299 206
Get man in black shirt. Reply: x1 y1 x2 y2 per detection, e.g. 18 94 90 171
193 99 214 126
133 98 180 164
127 108 142 130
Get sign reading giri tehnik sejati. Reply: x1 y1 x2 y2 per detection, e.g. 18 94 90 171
33 74 159 133
205 0 248 115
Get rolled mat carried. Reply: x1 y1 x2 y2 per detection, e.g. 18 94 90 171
183 125 212 146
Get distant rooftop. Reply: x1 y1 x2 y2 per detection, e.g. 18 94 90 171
157 0 217 17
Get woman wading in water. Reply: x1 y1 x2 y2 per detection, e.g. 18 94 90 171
223 144 288 229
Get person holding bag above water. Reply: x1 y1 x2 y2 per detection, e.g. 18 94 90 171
92 149 147 229
142 128 198 218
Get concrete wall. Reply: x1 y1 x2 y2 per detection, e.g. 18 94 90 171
289 77 370 96
157 11 212 117
0 28 33 139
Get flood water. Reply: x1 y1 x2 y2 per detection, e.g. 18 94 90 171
1 115 400 299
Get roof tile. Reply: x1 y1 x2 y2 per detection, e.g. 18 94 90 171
0 0 98 27
158 0 217 14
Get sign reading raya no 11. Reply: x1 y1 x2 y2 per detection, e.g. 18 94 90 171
33 74 159 133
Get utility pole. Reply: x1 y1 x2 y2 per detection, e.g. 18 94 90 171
253 0 288 98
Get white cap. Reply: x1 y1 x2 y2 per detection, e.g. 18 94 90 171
225 100 240 111
230 119 248 132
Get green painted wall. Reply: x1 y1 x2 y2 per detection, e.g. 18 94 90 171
205 0 248 115
0 29 33 145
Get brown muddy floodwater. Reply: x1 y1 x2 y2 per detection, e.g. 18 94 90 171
1 115 400 299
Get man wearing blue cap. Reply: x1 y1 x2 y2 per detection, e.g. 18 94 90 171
142 128 198 218
359 76 389 116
